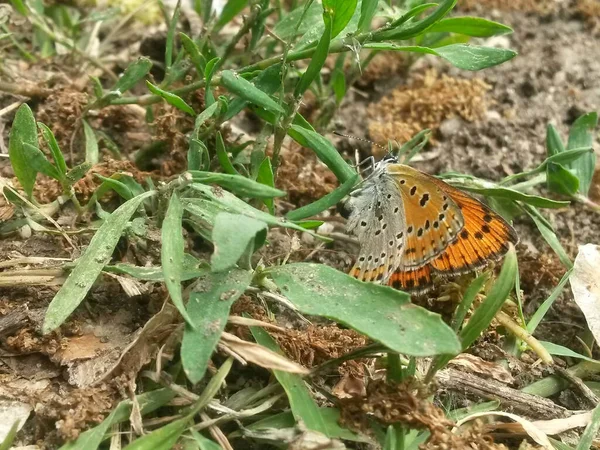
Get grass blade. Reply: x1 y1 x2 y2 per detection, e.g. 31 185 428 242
39 122 68 176
526 268 573 334
83 120 99 165
294 12 331 97
221 70 284 114
146 81 195 115
182 269 252 383
269 263 461 356
576 403 600 450
43 191 156 333
428 16 513 36
189 171 286 198
162 193 195 327
113 57 152 94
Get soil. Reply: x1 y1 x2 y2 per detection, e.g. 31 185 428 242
1 0 600 449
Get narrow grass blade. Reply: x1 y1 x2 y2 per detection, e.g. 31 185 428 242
294 14 331 97
60 389 175 450
288 125 356 183
180 32 206 74
451 273 489 332
540 341 599 364
526 268 573 334
165 0 181 69
162 193 195 327
269 263 461 356
357 0 378 31
215 131 239 175
376 0 456 40
182 269 252 383
189 171 285 198
221 70 284 114
576 403 600 450
250 326 328 433
43 191 156 333
525 206 572 268
39 122 68 176
285 173 359 221
122 417 187 450
83 120 99 165
567 112 598 196
8 104 38 199
429 17 513 36
211 212 266 272
257 157 276 214
146 81 195 115
364 43 516 71
0 421 18 450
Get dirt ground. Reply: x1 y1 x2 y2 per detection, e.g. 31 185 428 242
1 0 600 449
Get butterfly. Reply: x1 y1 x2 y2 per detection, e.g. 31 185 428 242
340 155 518 294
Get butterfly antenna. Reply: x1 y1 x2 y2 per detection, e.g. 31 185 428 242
333 131 387 151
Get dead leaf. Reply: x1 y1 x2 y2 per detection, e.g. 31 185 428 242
449 353 514 384
220 332 309 374
55 334 108 363
0 400 31 442
455 411 553 449
487 410 593 435
570 244 600 345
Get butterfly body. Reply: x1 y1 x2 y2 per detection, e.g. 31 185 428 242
343 156 518 294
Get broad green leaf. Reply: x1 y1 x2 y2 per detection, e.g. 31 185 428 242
285 173 359 221
220 70 284 114
146 81 195 115
8 104 38 199
547 162 579 196
294 13 331 97
527 268 572 334
288 125 356 183
181 269 252 383
43 191 156 333
245 407 368 442
162 193 195 327
576 403 600 450
540 341 599 364
23 143 61 181
66 162 92 185
60 389 175 450
215 0 247 29
188 139 205 171
211 212 267 272
83 120 99 165
39 122 68 176
251 326 328 433
323 0 357 38
428 17 512 37
546 124 565 157
363 43 516 71
113 57 152 94
357 0 378 32
567 112 598 196
122 417 187 450
189 171 285 199
269 263 461 356
214 131 238 175
180 32 206 75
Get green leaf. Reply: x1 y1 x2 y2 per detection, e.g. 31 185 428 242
525 206 572 268
9 104 39 199
10 0 28 15
363 43 517 71
42 191 156 333
0 421 19 450
459 185 569 208
112 57 153 94
180 32 206 75
246 408 368 442
294 13 331 97
546 124 565 157
122 417 187 450
146 81 195 115
66 162 92 185
94 174 133 200
211 212 267 272
23 143 61 181
215 0 247 30
527 268 572 334
576 403 600 450
288 125 356 183
189 430 222 450
269 263 461 356
181 269 252 383
331 68 346 103
60 389 176 450
165 0 181 69
162 193 195 327
428 16 513 37
251 326 328 433
285 173 359 221
225 64 283 120
357 0 378 32
82 120 99 165
105 254 205 282
566 112 598 196
220 70 284 114
323 0 357 38
256 157 275 214
451 273 489 332
189 171 286 198
376 0 456 40
214 131 238 175
547 162 579 196
39 122 68 176
540 341 599 364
